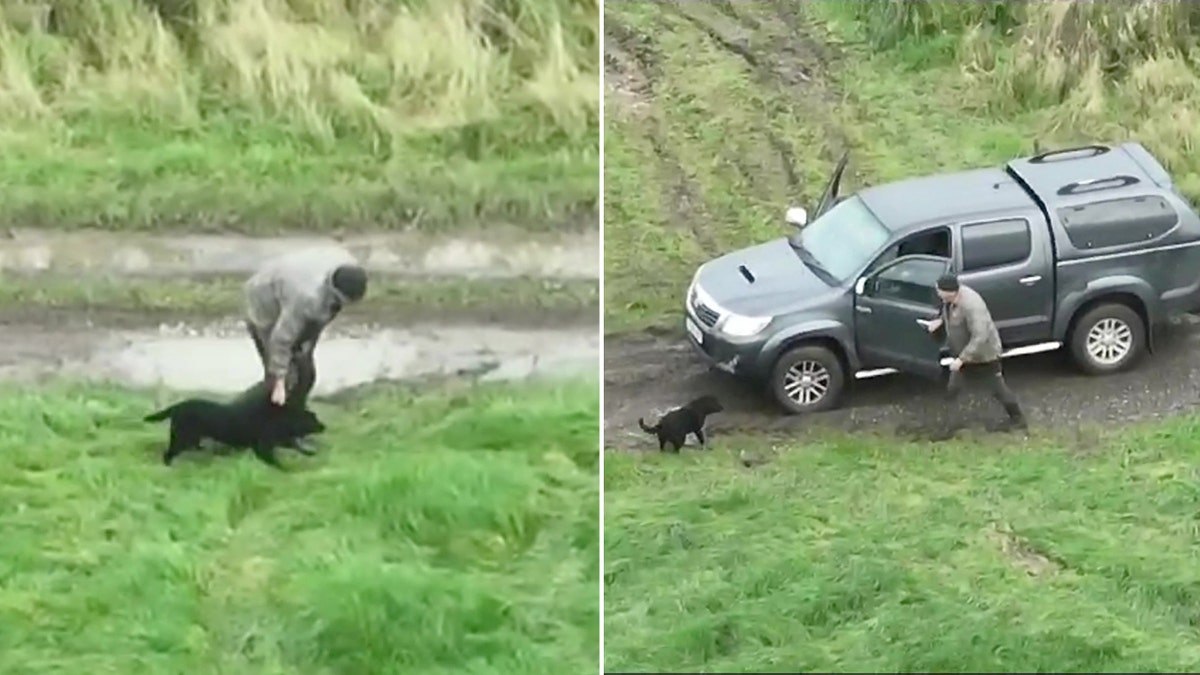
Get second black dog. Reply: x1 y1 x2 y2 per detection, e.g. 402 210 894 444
144 381 326 468
638 394 724 452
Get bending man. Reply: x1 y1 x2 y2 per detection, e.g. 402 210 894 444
244 246 368 415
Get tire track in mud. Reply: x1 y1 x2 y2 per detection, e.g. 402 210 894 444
605 14 722 257
668 0 848 189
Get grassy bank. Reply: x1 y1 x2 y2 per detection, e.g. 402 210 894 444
603 0 1200 333
604 421 1200 672
0 0 598 233
0 275 600 326
0 378 598 673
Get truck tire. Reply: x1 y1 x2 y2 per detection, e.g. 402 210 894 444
769 345 847 414
1068 303 1146 376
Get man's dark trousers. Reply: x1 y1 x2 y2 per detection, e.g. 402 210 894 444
246 320 323 410
946 360 1025 428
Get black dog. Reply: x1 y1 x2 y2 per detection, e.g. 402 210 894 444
144 382 326 468
638 395 724 452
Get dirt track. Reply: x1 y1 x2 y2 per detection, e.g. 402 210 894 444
605 315 1200 447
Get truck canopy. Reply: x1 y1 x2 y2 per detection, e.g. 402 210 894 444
856 142 1174 236
1004 142 1173 211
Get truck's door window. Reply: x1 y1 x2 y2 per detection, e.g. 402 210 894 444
867 229 951 274
869 258 947 306
961 219 1032 271
1056 195 1178 250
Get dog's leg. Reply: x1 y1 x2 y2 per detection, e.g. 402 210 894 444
163 425 198 465
695 428 707 449
251 443 285 469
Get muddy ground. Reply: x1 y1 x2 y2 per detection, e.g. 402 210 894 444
603 3 1200 447
604 316 1200 448
0 229 599 396
0 313 597 397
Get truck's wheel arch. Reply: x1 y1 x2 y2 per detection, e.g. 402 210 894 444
1058 283 1155 352
760 321 856 378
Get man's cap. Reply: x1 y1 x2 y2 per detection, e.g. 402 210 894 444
331 264 368 301
936 273 960 292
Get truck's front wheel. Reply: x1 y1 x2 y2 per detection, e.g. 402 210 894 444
1068 303 1146 375
769 345 846 414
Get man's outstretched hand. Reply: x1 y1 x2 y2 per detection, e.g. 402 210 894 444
271 378 287 406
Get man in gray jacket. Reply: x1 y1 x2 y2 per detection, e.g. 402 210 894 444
924 273 1027 431
243 246 368 412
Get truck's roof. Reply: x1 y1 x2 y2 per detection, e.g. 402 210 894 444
858 167 1035 233
857 142 1169 234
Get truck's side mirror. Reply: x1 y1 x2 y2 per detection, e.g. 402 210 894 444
785 206 808 229
854 276 868 295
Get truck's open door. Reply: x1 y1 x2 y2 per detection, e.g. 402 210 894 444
853 254 949 381
814 151 850 220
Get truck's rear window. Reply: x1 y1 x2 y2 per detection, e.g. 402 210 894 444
1056 195 1178 250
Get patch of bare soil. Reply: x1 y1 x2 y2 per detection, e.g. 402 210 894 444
986 524 1063 577
604 19 656 117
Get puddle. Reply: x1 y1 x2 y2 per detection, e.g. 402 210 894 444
0 229 599 280
0 320 598 395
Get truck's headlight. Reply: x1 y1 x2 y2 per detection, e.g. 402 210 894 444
720 313 771 337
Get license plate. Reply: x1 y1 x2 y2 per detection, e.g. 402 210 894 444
685 316 703 344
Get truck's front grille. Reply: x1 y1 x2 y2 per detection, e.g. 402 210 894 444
693 300 720 327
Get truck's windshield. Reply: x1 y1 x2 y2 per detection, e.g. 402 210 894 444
788 195 891 282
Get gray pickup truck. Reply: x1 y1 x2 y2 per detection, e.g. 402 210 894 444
684 143 1200 414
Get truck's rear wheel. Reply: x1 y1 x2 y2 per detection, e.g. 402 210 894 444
769 345 846 414
1068 303 1146 375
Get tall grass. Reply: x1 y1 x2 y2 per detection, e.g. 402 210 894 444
844 0 1200 202
0 0 599 232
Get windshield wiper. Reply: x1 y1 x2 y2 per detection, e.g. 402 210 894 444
793 242 837 283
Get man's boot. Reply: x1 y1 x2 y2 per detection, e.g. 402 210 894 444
989 403 1028 433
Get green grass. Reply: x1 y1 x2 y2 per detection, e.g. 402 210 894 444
0 378 598 673
0 0 598 233
602 0 1200 333
0 275 599 324
604 423 1200 672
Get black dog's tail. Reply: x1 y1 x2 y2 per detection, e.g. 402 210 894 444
144 404 179 423
638 417 659 434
